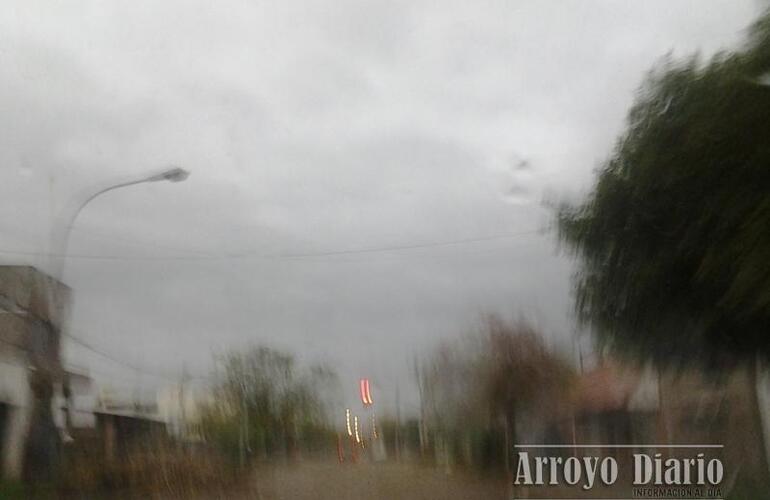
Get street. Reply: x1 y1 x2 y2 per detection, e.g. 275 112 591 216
252 461 508 500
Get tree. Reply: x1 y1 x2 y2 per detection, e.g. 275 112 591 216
558 11 770 365
199 345 338 463
479 315 573 442
420 315 573 469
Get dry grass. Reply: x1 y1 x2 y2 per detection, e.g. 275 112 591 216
57 442 250 499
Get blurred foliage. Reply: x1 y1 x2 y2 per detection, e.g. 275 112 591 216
377 417 422 459
558 9 770 366
417 315 574 469
0 480 34 500
480 315 574 425
198 345 339 462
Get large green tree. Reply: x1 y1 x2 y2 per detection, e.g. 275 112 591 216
558 12 770 365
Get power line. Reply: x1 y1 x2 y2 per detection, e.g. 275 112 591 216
64 330 211 382
0 248 205 262
259 229 542 259
0 228 543 262
3 228 544 382
2 293 210 384
63 331 190 382
69 226 218 258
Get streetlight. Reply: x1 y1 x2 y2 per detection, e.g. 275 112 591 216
49 165 190 279
42 165 189 450
10 166 189 479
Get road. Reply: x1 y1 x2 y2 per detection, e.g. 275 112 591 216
252 461 508 500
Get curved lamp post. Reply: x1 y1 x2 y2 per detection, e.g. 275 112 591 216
49 166 190 279
18 166 189 479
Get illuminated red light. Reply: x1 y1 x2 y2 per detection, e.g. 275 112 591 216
359 378 373 406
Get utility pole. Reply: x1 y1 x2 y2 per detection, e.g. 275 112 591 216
178 363 188 444
413 356 426 458
395 382 401 462
238 377 251 469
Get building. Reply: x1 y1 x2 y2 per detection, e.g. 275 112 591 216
0 266 69 480
570 361 659 450
93 396 168 460
62 368 97 430
659 363 769 492
545 359 770 492
157 382 210 443
57 376 171 461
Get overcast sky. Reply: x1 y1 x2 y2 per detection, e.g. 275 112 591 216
0 0 762 411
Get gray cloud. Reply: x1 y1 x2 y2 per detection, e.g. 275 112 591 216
0 0 760 410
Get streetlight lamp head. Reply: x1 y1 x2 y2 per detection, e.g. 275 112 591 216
147 166 190 183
